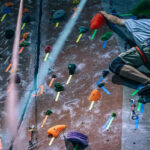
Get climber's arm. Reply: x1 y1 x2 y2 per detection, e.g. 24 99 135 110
100 11 125 26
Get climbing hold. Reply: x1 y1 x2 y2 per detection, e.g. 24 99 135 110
54 83 64 92
52 9 66 22
90 13 106 30
52 75 57 78
23 8 29 14
45 45 52 53
20 41 30 47
45 110 53 115
78 26 89 34
22 14 31 23
112 112 116 117
73 0 79 5
2 7 11 15
102 70 109 77
5 2 14 7
98 83 105 88
66 131 88 148
5 29 14 39
132 0 150 17
89 89 101 101
101 32 113 41
138 97 146 104
22 32 29 39
68 64 76 75
48 125 66 138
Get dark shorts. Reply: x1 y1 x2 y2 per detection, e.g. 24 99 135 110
110 45 150 74
109 57 125 74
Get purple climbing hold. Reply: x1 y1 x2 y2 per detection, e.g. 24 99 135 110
66 131 88 148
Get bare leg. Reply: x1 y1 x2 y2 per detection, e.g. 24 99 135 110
120 65 150 85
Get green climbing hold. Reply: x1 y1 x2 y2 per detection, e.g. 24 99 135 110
20 41 30 47
112 112 116 117
138 97 146 104
45 110 53 115
73 0 79 5
52 9 66 22
78 26 89 34
54 83 64 92
132 0 150 17
68 64 76 75
101 32 113 41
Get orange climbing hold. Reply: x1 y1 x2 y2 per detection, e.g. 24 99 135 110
89 89 101 101
90 13 106 30
48 125 66 138
20 32 29 43
23 8 29 14
5 2 14 7
23 32 29 39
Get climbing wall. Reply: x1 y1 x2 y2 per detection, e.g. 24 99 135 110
0 0 149 150
15 0 122 149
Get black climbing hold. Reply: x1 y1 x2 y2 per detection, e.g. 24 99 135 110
22 14 31 23
5 29 14 39
52 9 66 22
45 110 53 115
138 97 146 104
54 83 64 92
98 83 105 88
52 75 57 78
78 26 89 34
68 64 76 75
102 70 109 78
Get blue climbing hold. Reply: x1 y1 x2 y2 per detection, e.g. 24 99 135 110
2 6 11 15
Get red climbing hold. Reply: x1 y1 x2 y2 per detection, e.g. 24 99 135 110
45 45 52 53
90 13 106 30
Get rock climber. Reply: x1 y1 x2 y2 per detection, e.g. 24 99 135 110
100 11 150 96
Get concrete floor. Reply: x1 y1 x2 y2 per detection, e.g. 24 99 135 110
0 0 150 150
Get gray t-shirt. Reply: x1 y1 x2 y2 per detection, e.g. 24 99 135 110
125 19 150 47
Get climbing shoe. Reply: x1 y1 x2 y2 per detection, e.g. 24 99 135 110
138 84 150 96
